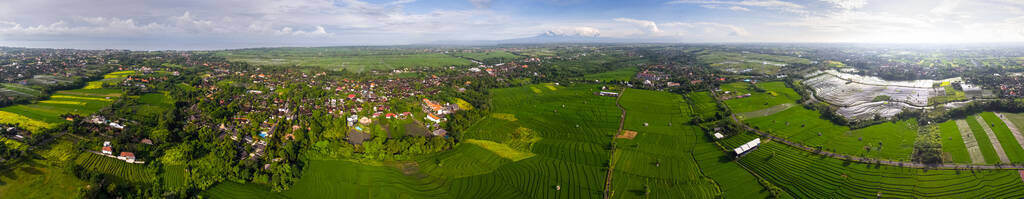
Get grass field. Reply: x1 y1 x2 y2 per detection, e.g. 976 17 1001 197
721 81 801 114
745 105 918 161
74 153 153 183
216 47 474 72
584 67 638 81
739 142 1024 198
966 117 1001 164
979 112 1024 163
937 120 971 163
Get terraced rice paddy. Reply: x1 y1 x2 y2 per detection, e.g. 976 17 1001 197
74 153 153 183
739 142 1024 198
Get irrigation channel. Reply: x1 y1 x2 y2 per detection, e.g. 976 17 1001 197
710 89 1024 170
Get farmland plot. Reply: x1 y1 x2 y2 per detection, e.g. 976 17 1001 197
739 142 1024 198
74 153 153 183
802 70 983 121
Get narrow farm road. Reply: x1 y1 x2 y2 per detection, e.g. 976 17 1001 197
604 88 627 199
955 119 987 164
711 89 1024 170
995 113 1024 153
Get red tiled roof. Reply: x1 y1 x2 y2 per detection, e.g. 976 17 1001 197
102 146 112 152
119 152 134 158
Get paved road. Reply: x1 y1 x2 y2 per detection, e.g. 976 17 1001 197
711 89 1024 170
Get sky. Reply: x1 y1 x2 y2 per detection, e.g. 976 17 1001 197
1 0 1023 50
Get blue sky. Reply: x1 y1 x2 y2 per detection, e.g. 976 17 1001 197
1 0 1022 50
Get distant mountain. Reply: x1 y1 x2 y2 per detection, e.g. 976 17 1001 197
420 32 652 46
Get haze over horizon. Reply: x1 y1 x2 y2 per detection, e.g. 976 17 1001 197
2 0 1023 50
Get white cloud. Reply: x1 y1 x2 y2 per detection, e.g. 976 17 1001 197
543 26 601 37
670 0 805 13
930 0 961 16
614 18 662 33
729 6 751 11
819 0 866 10
663 22 750 36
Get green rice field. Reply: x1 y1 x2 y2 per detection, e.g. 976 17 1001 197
584 67 638 81
0 80 121 131
74 153 153 183
720 81 800 113
216 48 474 72
739 142 1024 198
937 120 971 163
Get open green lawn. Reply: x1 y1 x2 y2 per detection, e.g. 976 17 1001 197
937 120 971 163
980 112 1024 163
584 67 638 81
745 106 918 161
721 81 801 114
216 48 474 72
739 142 1024 198
966 117 1002 164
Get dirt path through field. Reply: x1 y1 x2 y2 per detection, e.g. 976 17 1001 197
995 113 1024 153
975 115 1011 163
955 119 987 164
603 88 626 199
